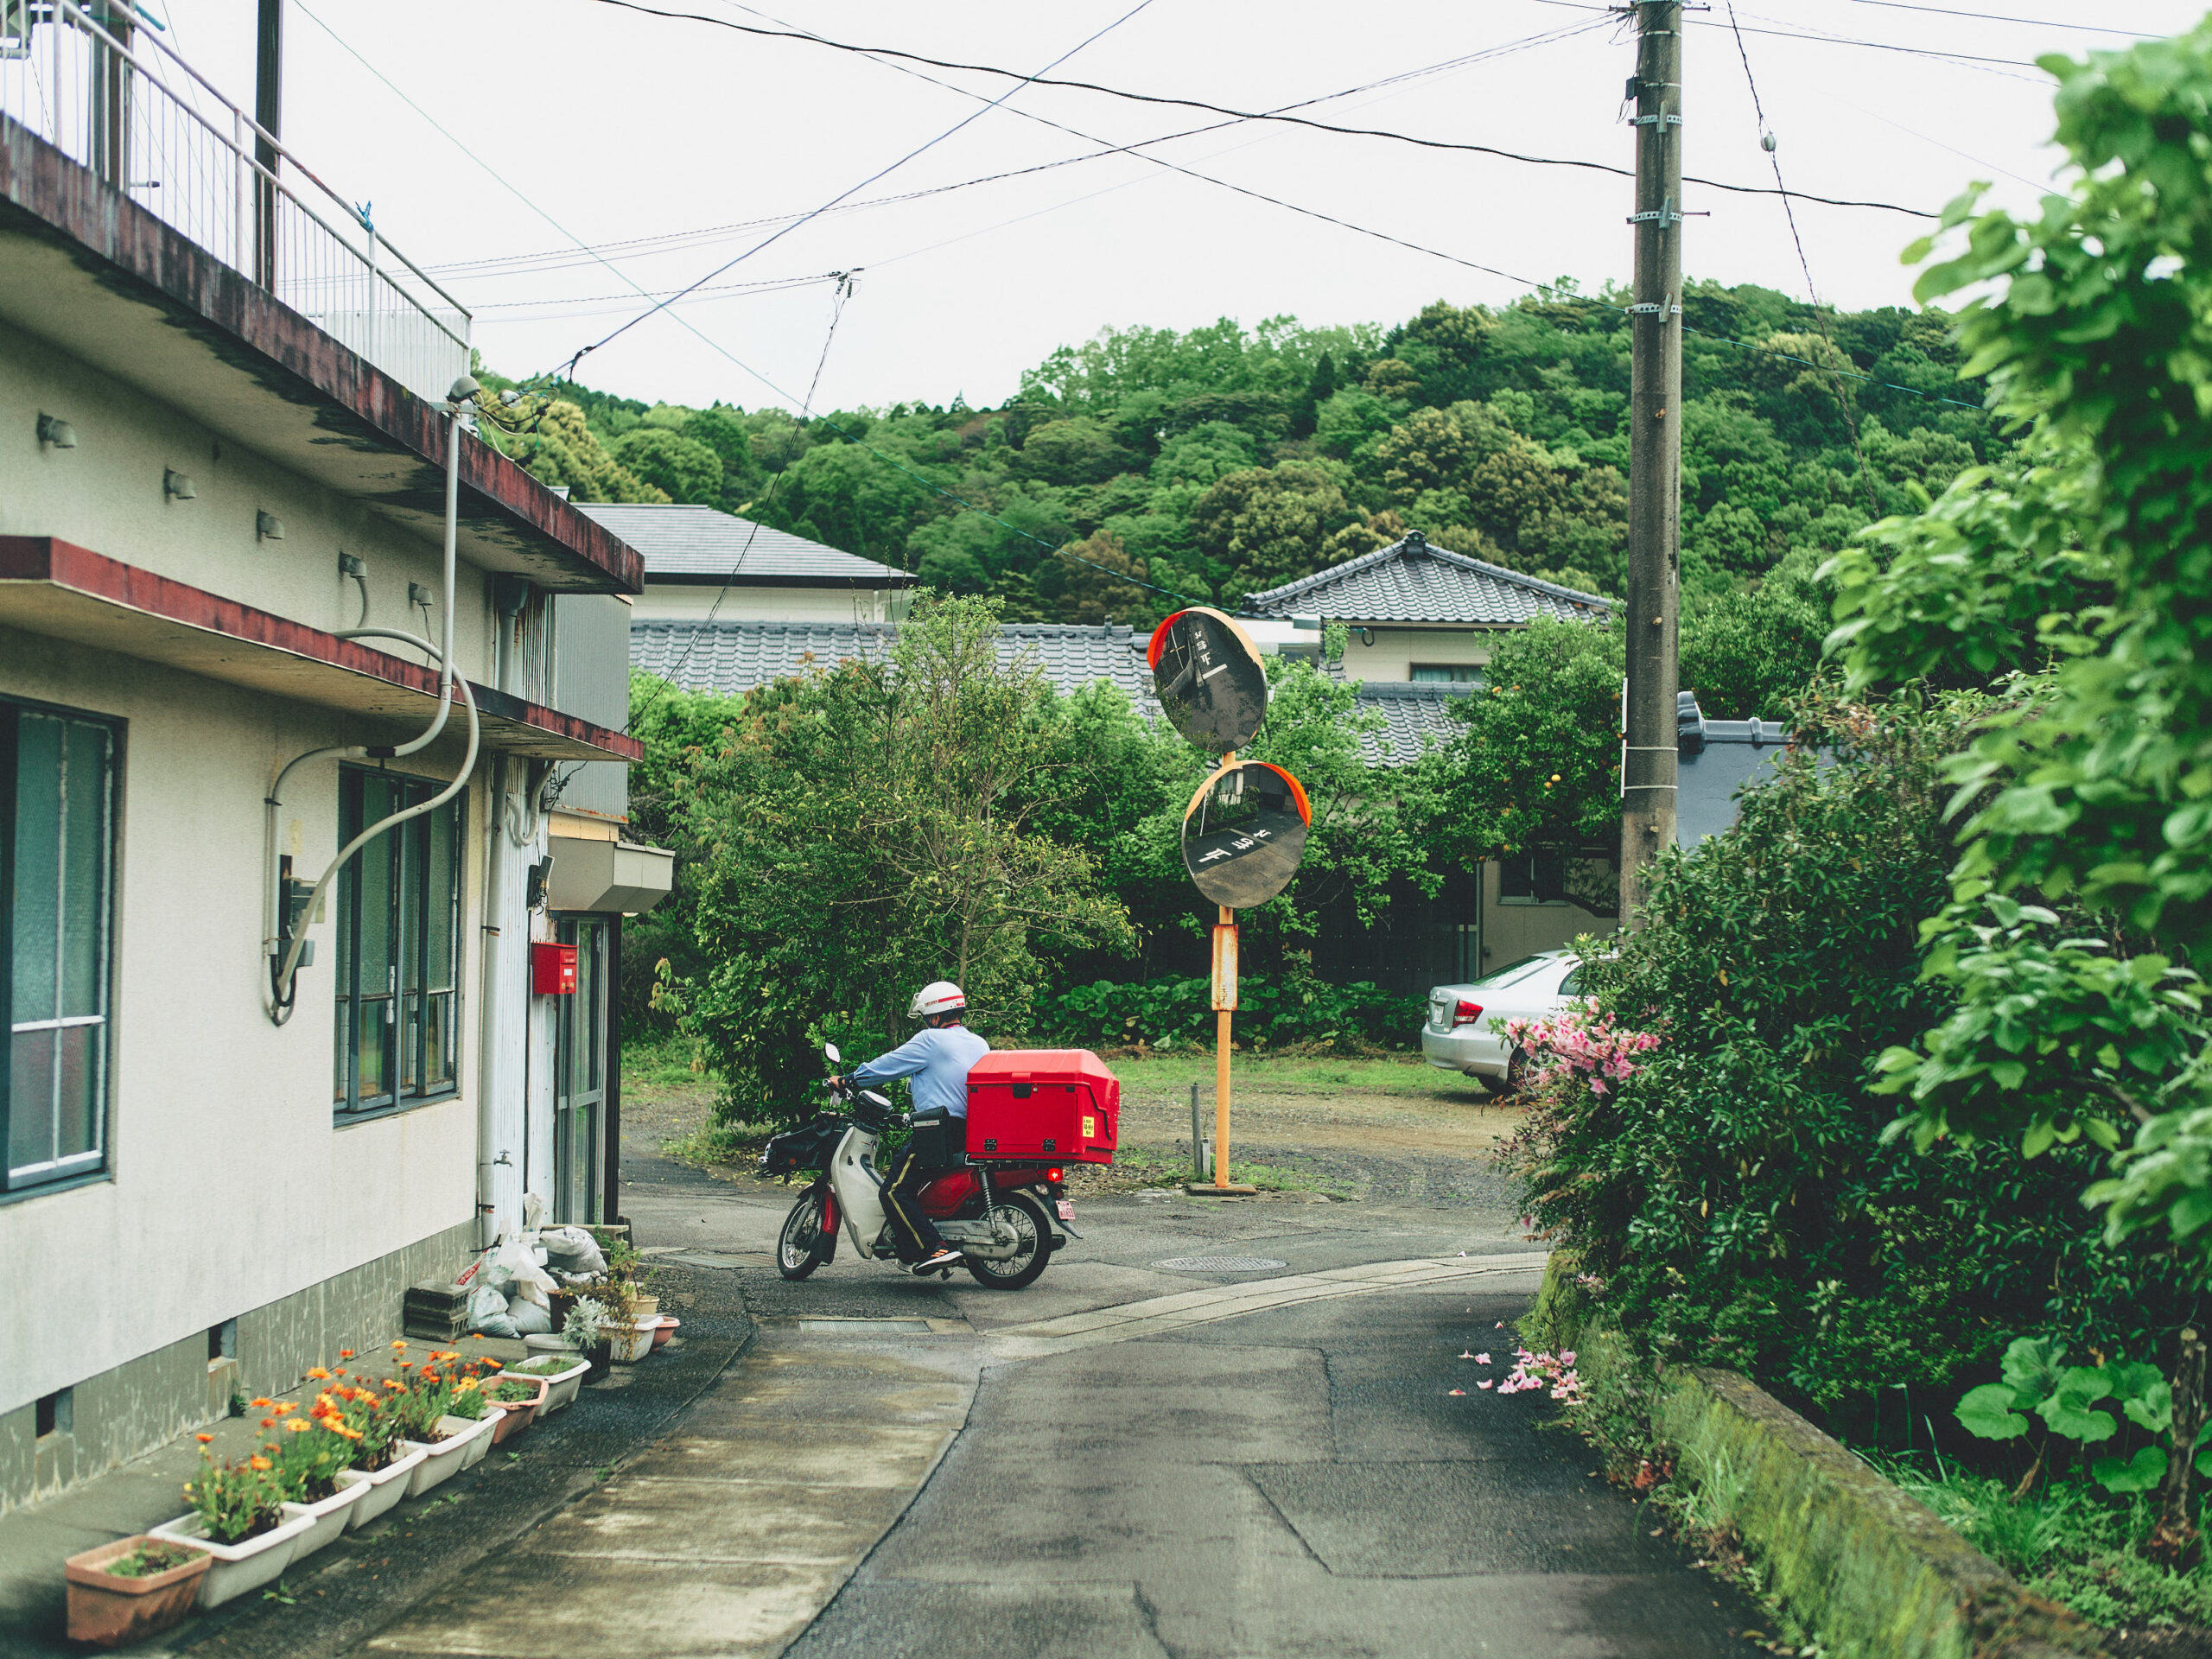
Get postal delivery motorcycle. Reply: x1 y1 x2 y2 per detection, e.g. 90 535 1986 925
759 1042 1119 1291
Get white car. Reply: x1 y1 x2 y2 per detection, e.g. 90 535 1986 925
1421 950 1590 1092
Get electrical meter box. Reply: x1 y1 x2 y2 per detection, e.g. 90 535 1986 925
965 1050 1119 1165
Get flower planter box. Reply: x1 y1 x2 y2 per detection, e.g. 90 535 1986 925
334 1446 427 1531
486 1376 549 1444
609 1320 656 1363
651 1315 681 1351
65 1536 210 1649
511 1354 590 1414
279 1478 368 1561
399 1412 498 1498
149 1509 315 1609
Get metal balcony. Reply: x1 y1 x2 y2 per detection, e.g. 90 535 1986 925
0 0 469 404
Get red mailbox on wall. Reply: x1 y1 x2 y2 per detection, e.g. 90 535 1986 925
531 941 577 995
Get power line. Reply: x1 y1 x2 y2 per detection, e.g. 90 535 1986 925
1706 12 2042 77
583 0 1940 216
424 22 1607 283
1835 0 2155 38
560 0 1164 376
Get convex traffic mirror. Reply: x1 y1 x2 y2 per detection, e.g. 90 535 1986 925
1180 760 1313 909
1147 607 1269 756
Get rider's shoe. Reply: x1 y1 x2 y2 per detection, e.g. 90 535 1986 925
912 1248 962 1275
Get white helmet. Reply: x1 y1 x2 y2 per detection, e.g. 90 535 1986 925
907 980 966 1020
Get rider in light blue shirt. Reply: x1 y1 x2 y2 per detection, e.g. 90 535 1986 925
836 981 989 1274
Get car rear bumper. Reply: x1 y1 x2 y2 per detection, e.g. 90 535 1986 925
1421 1026 1507 1078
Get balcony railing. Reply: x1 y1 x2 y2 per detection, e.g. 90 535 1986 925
1 0 470 405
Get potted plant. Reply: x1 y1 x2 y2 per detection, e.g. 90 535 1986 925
151 1436 315 1608
562 1296 614 1382
509 1346 593 1414
64 1536 209 1649
485 1373 549 1443
651 1315 681 1351
604 1236 661 1321
379 1342 500 1498
255 1373 373 1560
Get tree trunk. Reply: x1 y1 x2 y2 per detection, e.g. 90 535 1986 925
2148 1327 2206 1568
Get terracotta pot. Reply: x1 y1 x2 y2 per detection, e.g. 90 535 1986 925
651 1316 681 1350
486 1376 549 1443
65 1536 210 1649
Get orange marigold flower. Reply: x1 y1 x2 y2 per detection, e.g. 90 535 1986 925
483 1358 504 1370
286 1419 312 1433
398 1361 413 1371
339 1350 355 1360
261 1417 276 1428
306 1367 331 1380
391 1339 409 1350
194 1433 214 1444
273 1402 297 1416
248 1456 271 1471
248 1397 273 1408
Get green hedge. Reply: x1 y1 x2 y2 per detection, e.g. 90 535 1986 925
1042 974 1421 1052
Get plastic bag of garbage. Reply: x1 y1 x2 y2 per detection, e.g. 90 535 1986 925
539 1225 607 1275
523 1192 547 1232
492 1239 558 1309
467 1281 519 1338
506 1296 553 1336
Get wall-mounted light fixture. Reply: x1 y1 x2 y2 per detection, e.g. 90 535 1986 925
257 510 286 542
163 468 197 500
35 413 76 449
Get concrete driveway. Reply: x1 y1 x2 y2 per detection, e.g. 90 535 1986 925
600 1151 1764 1659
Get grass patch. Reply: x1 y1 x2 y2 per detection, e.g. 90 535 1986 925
1878 1457 2212 1631
625 1032 715 1091
1070 1142 1351 1198
662 1120 772 1171
1102 1048 1478 1102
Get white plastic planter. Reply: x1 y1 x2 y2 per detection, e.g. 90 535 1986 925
399 1413 498 1498
278 1478 368 1560
334 1446 427 1531
609 1320 656 1363
514 1355 590 1414
149 1510 315 1609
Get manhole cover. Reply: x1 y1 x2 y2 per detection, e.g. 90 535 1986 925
797 1319 932 1334
1154 1256 1287 1274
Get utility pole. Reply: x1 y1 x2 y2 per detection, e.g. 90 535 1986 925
253 0 283 290
1619 0 1684 925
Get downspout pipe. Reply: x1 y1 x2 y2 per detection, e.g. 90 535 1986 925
478 753 511 1248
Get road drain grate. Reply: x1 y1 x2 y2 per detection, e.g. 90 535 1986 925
797 1319 934 1334
1154 1256 1288 1273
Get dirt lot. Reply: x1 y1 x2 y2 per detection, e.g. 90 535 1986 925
620 1041 1525 1211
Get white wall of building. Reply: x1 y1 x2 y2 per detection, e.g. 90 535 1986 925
0 628 484 1415
0 316 496 680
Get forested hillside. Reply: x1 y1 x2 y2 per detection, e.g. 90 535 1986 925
486 279 1994 713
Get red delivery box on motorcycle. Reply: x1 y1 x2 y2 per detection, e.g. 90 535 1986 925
965 1050 1119 1165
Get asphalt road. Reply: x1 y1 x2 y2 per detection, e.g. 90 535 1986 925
623 1147 1767 1659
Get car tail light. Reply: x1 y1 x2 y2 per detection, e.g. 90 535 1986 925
1452 1000 1484 1027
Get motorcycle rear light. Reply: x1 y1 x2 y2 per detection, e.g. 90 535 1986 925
1452 1000 1484 1027
1046 1167 1063 1183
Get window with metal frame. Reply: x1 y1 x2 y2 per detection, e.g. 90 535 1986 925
333 767 463 1118
3 699 118 1194
1409 664 1482 683
1497 849 1568 906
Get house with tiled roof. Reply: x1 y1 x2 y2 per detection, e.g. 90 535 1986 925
572 503 912 625
1243 529 1611 686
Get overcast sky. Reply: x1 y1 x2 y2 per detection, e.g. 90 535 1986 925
146 0 2206 415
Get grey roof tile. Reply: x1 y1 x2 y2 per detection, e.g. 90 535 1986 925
631 623 1469 769
573 502 912 586
1243 531 1610 624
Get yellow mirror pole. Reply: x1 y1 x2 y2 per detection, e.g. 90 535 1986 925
1216 903 1233 1189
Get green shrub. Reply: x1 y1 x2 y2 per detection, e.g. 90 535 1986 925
1508 695 2196 1426
1042 973 1419 1052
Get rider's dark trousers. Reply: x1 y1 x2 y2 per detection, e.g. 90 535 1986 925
880 1109 957 1263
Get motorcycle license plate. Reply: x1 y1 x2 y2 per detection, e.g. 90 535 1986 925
1056 1199 1076 1223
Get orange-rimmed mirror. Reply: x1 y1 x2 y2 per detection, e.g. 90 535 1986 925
1180 759 1312 909
1148 607 1269 756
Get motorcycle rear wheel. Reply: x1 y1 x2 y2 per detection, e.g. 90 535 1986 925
778 1189 831 1280
963 1192 1052 1290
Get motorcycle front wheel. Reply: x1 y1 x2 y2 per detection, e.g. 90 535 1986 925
963 1192 1052 1290
778 1188 831 1280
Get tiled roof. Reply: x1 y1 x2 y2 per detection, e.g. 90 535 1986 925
630 620 1160 714
630 622 1470 768
572 503 912 587
1242 531 1610 624
1352 682 1473 768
